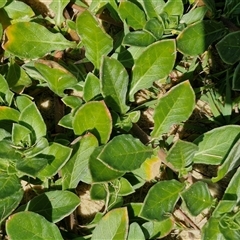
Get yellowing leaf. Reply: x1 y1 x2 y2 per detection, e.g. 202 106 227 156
3 22 75 59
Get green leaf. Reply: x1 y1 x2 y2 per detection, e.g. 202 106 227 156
3 22 75 59
6 212 63 240
193 125 240 165
12 123 32 146
89 146 124 183
202 217 225 240
118 1 146 30
138 0 164 19
0 0 7 8
216 31 240 64
16 95 32 112
62 96 82 109
17 190 80 223
83 73 101 102
3 0 35 20
98 134 153 172
37 142 72 179
163 0 184 17
35 61 78 97
142 218 174 239
140 180 184 221
91 207 128 240
144 18 164 40
49 0 70 26
219 212 240 240
233 62 240 90
90 183 107 200
19 102 46 141
151 81 195 138
127 222 145 240
73 101 112 144
222 168 240 203
213 200 237 218
16 155 48 177
62 133 98 189
111 178 135 196
129 40 176 101
100 56 129 114
0 106 19 122
0 173 23 223
24 137 49 158
76 10 113 69
212 139 240 182
123 31 156 47
6 61 32 93
181 6 208 25
177 20 225 56
166 140 198 175
181 181 213 216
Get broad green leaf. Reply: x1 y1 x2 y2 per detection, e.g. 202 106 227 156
76 10 113 69
19 102 46 141
16 156 48 177
163 0 184 17
0 128 11 141
100 56 129 114
92 207 128 240
181 181 213 216
37 142 72 179
6 212 63 240
62 133 98 189
16 95 32 112
0 106 19 122
140 180 184 221
151 81 195 138
123 31 156 47
6 61 32 93
166 140 198 175
73 101 112 144
216 31 240 64
212 139 240 182
118 1 146 30
24 137 49 158
181 6 208 25
144 18 164 40
142 218 174 239
90 183 107 200
83 73 101 102
0 173 23 223
213 200 237 218
12 123 31 146
98 134 153 172
129 40 176 101
35 61 78 97
89 146 124 182
49 0 70 26
58 113 73 129
233 62 240 90
3 0 35 20
0 0 7 8
177 20 225 56
3 22 75 59
127 222 145 240
222 168 240 203
138 0 164 19
111 178 135 196
62 96 82 109
202 217 225 240
17 190 80 223
193 125 240 164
